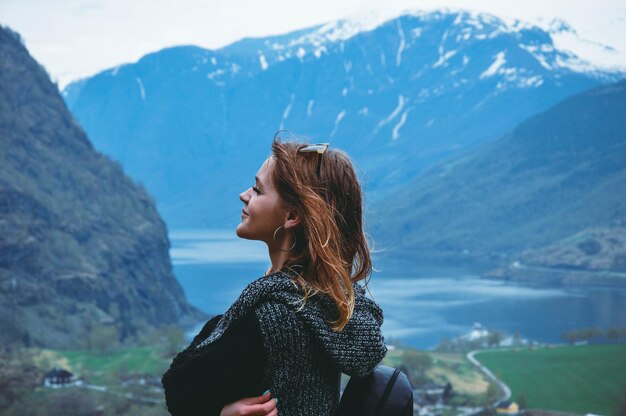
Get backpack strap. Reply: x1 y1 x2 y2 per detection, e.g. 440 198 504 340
338 365 413 416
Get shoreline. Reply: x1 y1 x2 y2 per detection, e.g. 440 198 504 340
485 261 626 287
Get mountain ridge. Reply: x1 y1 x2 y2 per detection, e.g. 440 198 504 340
222 8 626 72
0 26 204 349
373 78 626 266
63 10 624 229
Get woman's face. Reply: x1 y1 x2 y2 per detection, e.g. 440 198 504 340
236 157 288 244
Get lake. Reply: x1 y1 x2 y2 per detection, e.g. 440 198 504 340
170 229 626 349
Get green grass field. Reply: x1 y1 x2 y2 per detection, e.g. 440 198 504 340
476 344 626 415
36 346 172 385
385 349 490 396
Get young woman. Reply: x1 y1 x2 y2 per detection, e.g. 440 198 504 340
162 138 387 416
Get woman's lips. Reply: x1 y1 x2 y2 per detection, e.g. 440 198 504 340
242 209 249 217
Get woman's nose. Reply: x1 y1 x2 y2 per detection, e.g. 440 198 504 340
240 189 250 204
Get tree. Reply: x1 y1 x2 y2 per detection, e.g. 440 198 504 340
0 349 44 414
164 325 185 356
488 331 502 347
607 326 626 342
402 349 433 385
88 324 118 353
578 327 603 343
437 336 453 352
443 382 453 403
615 395 626 416
561 330 578 345
484 382 500 406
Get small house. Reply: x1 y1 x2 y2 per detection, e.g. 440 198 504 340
43 367 77 388
414 382 449 406
496 400 520 415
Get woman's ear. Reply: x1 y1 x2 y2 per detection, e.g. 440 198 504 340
283 207 301 230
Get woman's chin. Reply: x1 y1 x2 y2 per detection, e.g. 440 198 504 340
235 224 249 239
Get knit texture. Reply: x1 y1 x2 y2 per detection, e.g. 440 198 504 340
194 271 387 416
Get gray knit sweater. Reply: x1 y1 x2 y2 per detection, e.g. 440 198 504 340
194 271 387 416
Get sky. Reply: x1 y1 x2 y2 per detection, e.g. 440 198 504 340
2 0 625 88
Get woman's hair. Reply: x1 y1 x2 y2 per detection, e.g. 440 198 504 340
269 137 372 332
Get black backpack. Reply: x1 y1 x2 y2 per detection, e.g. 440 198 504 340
337 365 413 416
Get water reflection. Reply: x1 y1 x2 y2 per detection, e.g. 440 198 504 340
170 229 267 264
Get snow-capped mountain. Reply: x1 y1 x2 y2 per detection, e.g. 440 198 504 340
237 9 625 75
63 10 624 228
535 16 626 72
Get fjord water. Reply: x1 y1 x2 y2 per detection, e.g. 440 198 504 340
171 230 626 349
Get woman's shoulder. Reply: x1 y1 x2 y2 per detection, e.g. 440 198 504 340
253 299 301 323
253 300 307 334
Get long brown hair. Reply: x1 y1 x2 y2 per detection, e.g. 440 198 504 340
269 138 372 332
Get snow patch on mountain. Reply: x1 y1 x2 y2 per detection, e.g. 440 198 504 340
136 77 146 100
207 69 225 80
314 47 326 58
476 51 546 90
541 18 626 71
434 50 457 69
481 52 506 79
267 8 626 74
310 10 406 44
520 45 554 70
330 110 346 138
377 95 406 132
396 20 406 67
392 109 410 141
279 95 295 129
259 54 268 70
307 100 314 116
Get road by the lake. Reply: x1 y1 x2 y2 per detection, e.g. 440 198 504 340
467 350 511 406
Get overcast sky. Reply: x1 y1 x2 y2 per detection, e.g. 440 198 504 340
2 0 625 88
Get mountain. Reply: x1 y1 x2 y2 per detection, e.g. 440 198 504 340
519 226 626 273
0 26 204 349
62 10 624 229
373 79 626 265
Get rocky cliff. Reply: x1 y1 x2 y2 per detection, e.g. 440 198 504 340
0 26 204 349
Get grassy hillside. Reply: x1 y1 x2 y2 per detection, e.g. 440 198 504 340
375 80 626 263
0 346 174 415
384 347 493 406
476 345 626 415
34 347 172 386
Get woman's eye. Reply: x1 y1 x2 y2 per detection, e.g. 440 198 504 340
252 186 261 194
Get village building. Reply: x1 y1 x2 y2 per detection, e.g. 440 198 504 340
43 367 81 388
496 400 520 415
414 381 454 407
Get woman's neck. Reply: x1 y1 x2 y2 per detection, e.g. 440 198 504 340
268 247 289 274
266 230 296 273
